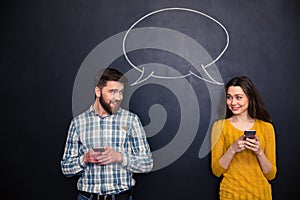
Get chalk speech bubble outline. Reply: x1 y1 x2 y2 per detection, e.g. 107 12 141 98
122 7 229 86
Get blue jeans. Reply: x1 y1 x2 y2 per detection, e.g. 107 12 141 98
77 193 133 200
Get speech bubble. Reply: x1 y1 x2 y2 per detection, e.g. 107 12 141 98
122 7 229 86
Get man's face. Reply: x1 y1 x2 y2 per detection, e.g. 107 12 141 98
99 81 125 114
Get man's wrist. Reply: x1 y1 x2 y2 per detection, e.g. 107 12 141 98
80 154 88 168
117 152 123 164
83 153 88 164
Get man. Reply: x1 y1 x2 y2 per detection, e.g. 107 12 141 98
61 68 153 200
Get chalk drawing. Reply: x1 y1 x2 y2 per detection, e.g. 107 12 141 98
122 7 229 86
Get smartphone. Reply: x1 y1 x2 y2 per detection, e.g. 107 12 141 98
243 130 256 140
93 147 105 152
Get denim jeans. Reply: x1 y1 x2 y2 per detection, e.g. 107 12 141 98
77 193 133 200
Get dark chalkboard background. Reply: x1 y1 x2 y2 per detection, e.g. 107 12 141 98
1 0 299 199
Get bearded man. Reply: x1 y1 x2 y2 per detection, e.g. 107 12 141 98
61 68 153 200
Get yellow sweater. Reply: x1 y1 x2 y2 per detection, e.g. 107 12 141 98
211 119 277 200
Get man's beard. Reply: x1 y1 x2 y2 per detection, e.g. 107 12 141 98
99 95 119 115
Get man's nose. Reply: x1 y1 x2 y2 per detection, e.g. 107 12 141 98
113 91 122 100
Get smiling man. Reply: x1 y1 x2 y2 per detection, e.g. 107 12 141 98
61 68 153 200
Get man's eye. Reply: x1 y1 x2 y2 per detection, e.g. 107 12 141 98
110 90 123 95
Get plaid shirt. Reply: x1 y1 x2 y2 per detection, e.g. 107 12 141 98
61 105 153 194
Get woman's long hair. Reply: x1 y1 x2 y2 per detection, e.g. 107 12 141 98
225 76 272 123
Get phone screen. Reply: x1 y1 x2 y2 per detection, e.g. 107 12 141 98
93 147 105 152
244 130 256 140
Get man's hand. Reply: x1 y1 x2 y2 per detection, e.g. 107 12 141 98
84 146 123 165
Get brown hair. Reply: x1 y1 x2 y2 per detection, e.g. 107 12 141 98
95 68 128 88
225 76 271 123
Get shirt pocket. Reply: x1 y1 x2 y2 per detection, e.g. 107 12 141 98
113 125 130 152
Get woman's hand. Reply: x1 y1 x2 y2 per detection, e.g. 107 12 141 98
245 136 262 155
218 135 246 170
231 136 246 153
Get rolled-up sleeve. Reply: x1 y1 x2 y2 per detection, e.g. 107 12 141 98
121 115 153 173
61 121 86 177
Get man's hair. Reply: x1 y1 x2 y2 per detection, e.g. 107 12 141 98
95 68 128 88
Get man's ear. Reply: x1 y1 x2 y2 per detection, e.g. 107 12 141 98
95 86 101 98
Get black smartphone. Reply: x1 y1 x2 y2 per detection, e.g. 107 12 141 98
93 147 105 152
243 130 256 140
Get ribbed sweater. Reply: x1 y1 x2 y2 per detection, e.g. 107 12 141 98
211 119 277 200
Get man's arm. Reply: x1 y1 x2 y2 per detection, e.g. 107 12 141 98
121 115 153 173
61 121 87 177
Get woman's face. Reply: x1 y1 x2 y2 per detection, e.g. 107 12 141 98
226 86 249 116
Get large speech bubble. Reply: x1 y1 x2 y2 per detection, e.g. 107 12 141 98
122 7 229 86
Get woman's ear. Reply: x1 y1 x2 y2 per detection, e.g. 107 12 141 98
95 86 101 98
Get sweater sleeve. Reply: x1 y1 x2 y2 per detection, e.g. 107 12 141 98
211 120 227 177
263 123 277 180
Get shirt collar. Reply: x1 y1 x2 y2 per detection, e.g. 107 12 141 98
88 104 122 117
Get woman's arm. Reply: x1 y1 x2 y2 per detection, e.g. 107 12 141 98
218 137 245 169
244 123 277 180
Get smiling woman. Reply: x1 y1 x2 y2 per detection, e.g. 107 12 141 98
211 76 277 200
226 85 250 118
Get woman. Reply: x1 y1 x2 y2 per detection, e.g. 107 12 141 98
211 76 277 199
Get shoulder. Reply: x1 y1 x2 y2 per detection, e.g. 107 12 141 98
214 119 226 124
211 119 227 134
211 119 227 141
118 108 141 121
118 108 144 129
119 108 137 117
212 119 227 128
256 120 275 135
256 120 274 129
71 106 94 123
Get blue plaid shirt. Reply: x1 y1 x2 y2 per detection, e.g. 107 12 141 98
61 105 153 194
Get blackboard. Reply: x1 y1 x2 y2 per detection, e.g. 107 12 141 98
1 0 299 199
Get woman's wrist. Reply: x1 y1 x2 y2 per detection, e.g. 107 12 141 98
229 145 236 155
255 149 263 157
